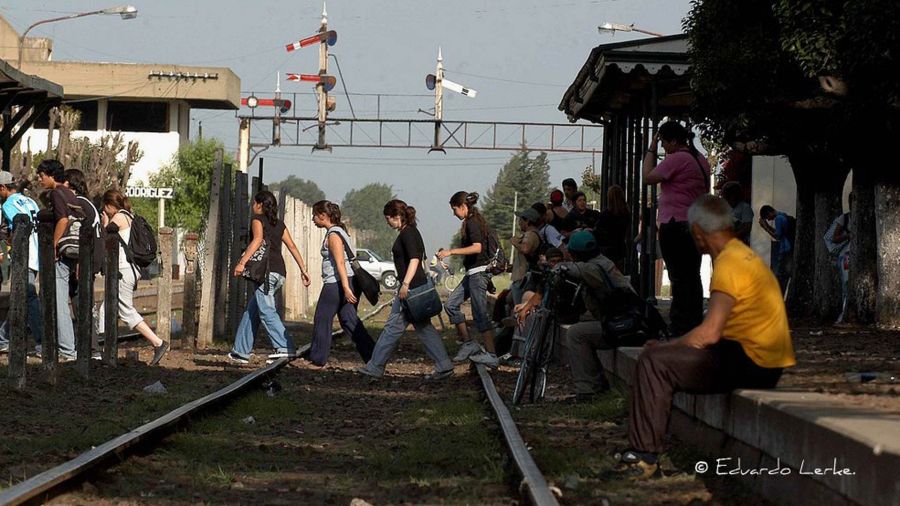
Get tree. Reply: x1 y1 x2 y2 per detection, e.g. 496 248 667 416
147 138 234 233
685 0 850 320
481 148 552 242
341 183 396 257
269 175 326 204
774 0 900 326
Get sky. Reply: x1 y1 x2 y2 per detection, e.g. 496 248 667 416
1 0 692 252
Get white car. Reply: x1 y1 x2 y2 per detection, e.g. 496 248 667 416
354 248 398 290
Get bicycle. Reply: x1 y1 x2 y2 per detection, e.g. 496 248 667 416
512 267 582 405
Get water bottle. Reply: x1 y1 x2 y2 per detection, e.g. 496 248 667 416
844 372 896 383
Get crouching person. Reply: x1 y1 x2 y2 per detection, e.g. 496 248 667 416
619 195 795 479
515 231 638 403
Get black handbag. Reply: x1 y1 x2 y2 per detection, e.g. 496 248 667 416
242 221 271 293
331 231 380 305
402 278 443 322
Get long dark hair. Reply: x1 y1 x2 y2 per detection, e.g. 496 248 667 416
254 191 279 227
383 199 417 227
102 189 132 212
658 121 700 157
450 191 487 238
607 185 628 216
64 169 88 197
312 200 347 230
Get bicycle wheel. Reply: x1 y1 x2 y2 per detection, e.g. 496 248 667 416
530 319 557 402
444 272 461 292
512 310 546 405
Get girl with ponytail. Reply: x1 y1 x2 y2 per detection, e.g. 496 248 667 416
229 191 312 364
436 191 499 368
357 200 454 379
307 200 375 366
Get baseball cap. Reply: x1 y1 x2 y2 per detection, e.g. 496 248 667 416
517 208 541 224
549 189 564 204
567 230 598 253
0 171 14 186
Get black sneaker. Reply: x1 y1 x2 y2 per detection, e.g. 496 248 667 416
150 341 169 366
228 352 250 365
613 449 662 480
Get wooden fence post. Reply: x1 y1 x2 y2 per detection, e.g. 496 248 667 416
197 149 223 348
37 221 57 380
7 215 31 390
103 222 119 366
157 227 174 344
75 215 94 378
181 233 200 350
226 173 248 339
215 164 233 339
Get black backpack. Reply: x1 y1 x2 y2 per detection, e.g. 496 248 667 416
484 226 509 275
118 210 157 268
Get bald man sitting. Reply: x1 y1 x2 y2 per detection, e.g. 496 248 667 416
618 195 796 479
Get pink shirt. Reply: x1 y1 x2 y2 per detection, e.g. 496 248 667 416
654 149 710 223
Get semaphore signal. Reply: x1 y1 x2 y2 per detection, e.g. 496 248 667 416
426 48 478 152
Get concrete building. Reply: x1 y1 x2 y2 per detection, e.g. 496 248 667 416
0 15 240 183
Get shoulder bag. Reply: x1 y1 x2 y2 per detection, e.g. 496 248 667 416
241 221 271 293
330 231 380 305
402 277 443 323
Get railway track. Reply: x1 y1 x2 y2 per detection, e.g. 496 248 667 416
1 314 559 505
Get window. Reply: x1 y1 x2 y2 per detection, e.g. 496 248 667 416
356 250 371 262
106 101 168 132
32 101 98 130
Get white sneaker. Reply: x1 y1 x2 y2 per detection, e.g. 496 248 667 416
452 340 482 363
469 351 499 369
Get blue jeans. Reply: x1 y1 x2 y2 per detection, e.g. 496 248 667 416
0 270 43 348
444 270 492 333
56 260 76 359
365 297 452 374
230 273 295 359
309 282 375 365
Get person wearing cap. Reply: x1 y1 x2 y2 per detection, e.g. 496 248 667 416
0 172 43 355
517 230 635 401
509 207 542 306
561 178 578 212
617 195 794 479
530 202 564 250
547 189 569 229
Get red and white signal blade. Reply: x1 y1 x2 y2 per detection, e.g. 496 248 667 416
441 78 477 98
286 73 337 92
285 30 338 52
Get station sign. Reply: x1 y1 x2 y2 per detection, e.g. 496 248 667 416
125 187 174 199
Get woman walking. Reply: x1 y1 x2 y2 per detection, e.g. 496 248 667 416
307 200 375 366
438 191 498 368
98 190 168 365
358 200 453 379
642 121 710 335
229 191 311 364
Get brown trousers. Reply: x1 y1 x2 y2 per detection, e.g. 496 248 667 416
628 339 782 454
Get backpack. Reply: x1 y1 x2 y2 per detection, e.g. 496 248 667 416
824 213 850 255
484 224 509 275
118 210 157 268
597 266 670 347
56 196 86 260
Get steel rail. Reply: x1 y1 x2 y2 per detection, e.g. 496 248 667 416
475 364 560 506
0 344 310 506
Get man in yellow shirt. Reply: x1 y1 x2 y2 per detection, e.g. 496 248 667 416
618 194 796 479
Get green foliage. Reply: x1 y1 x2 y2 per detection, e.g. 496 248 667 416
685 0 816 149
268 175 326 204
341 183 396 257
774 0 900 107
481 148 551 240
147 138 234 233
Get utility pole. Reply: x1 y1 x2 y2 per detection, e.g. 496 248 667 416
433 47 444 151
316 2 330 151
510 191 518 262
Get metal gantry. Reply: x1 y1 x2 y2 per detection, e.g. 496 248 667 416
239 115 604 154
